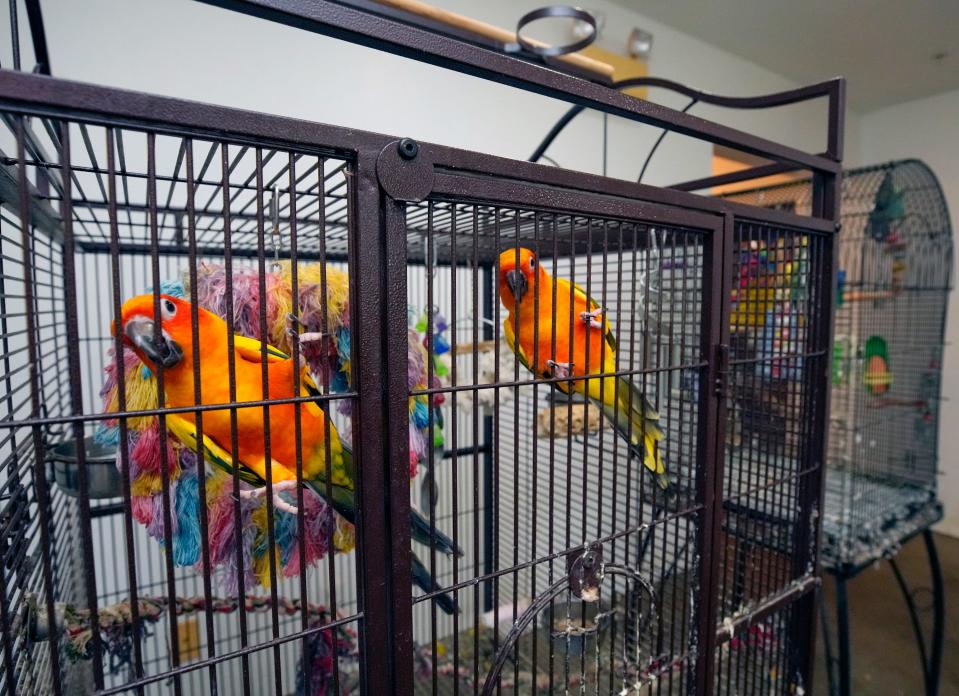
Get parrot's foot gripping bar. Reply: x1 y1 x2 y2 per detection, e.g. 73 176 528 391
546 360 574 379
238 480 300 515
286 313 327 345
579 308 605 330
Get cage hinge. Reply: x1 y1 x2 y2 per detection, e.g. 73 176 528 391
376 139 434 203
714 343 730 397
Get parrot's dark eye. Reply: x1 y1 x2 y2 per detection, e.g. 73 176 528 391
528 257 536 270
162 299 177 318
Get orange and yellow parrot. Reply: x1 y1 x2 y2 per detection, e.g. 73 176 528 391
498 248 669 492
117 293 460 613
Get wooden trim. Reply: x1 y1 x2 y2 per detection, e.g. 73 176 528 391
373 0 615 79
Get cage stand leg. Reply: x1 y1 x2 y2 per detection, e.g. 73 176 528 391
835 574 851 696
828 530 944 696
888 556 930 691
886 529 943 696
819 589 838 696
924 529 944 696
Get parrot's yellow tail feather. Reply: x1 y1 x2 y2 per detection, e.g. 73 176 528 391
598 384 671 493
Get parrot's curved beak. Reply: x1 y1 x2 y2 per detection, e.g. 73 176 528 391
505 270 528 302
122 315 184 368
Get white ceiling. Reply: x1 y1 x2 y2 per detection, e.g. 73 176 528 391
609 0 959 112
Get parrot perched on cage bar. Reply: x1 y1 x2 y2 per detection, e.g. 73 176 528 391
497 248 670 492
116 293 461 613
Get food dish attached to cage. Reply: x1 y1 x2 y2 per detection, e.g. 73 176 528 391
49 436 122 499
541 598 613 656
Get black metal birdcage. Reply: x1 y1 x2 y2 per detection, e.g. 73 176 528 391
725 159 952 696
0 1 844 694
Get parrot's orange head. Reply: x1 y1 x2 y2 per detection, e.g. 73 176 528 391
498 247 544 309
114 294 196 371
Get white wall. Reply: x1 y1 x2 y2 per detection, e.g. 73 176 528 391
860 88 959 537
7 0 858 185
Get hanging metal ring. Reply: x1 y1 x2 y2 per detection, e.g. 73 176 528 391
514 6 597 58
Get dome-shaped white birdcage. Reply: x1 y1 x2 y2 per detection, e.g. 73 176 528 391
727 159 953 572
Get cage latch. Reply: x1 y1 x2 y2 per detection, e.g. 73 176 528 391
714 343 730 397
567 542 603 602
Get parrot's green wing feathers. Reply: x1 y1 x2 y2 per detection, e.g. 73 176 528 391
304 445 358 522
618 377 662 426
624 374 659 420
165 412 264 485
568 278 617 353
295 367 356 494
562 279 658 428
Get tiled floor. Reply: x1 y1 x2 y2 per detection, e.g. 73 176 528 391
814 531 958 695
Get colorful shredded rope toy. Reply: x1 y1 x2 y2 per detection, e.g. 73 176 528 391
409 309 450 468
54 594 356 690
730 236 808 380
96 262 445 592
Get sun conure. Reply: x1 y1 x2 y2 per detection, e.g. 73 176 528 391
116 293 460 613
498 248 670 492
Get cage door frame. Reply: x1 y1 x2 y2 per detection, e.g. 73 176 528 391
380 154 728 693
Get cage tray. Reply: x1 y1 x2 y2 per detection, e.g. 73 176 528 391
820 473 941 571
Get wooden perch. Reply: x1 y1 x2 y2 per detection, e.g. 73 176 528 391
866 398 925 409
843 289 902 303
451 339 501 355
373 0 615 80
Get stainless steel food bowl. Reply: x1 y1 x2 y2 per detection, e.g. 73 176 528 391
49 437 121 499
